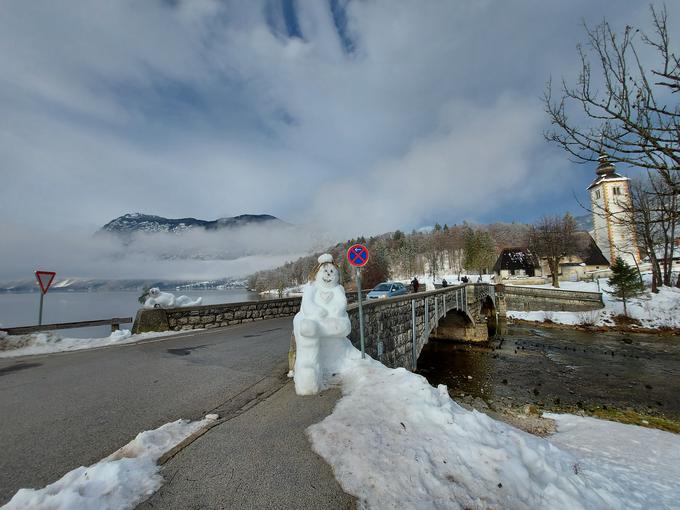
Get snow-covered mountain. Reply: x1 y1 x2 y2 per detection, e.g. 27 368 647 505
100 213 285 236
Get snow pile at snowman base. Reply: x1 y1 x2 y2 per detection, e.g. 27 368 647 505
3 417 214 510
307 352 680 509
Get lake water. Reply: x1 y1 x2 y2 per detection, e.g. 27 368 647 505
0 289 259 338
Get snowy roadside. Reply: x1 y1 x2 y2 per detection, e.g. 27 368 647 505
0 329 182 358
308 353 680 509
2 416 217 510
507 278 680 330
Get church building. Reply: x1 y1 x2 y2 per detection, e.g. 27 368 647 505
588 154 640 266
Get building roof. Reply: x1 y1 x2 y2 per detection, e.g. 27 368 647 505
572 231 611 266
586 153 629 190
493 247 539 272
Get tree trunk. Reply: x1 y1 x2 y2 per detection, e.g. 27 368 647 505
549 258 560 288
623 296 628 317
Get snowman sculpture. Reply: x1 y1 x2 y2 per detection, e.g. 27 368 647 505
144 288 203 309
293 253 356 395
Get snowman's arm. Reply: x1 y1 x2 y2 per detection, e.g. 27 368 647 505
300 287 326 317
327 287 348 317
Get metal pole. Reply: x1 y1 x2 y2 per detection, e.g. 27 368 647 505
411 299 417 369
356 268 366 359
434 296 439 326
38 292 44 326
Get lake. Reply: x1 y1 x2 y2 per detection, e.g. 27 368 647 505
0 289 260 338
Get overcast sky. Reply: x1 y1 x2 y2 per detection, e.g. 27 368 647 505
1 1 675 241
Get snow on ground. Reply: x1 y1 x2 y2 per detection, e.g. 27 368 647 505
2 416 216 510
507 277 680 329
0 329 180 358
308 352 680 509
259 284 303 298
545 413 680 510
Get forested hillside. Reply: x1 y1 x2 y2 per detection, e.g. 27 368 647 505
248 222 532 293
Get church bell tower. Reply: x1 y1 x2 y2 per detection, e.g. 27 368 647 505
588 154 640 266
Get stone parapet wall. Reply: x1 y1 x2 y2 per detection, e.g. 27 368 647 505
133 296 302 334
133 291 368 334
502 285 603 312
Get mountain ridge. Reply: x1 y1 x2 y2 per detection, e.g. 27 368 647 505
100 213 286 235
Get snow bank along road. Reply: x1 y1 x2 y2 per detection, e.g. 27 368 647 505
0 318 293 505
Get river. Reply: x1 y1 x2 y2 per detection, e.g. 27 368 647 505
0 289 259 338
417 324 680 423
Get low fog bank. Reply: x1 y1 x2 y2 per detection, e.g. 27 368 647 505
0 222 332 283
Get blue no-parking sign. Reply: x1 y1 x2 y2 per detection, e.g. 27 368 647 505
347 244 370 268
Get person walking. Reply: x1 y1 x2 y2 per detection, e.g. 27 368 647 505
411 277 420 293
441 278 448 288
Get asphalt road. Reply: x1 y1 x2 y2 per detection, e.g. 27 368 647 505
0 319 293 505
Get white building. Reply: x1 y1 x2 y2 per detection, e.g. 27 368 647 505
587 154 640 266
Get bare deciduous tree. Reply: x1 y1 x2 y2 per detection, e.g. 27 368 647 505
544 6 679 190
529 214 578 288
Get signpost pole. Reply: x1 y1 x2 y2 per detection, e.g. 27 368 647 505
356 267 366 359
38 292 44 326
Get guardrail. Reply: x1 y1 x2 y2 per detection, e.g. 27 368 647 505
1 317 133 336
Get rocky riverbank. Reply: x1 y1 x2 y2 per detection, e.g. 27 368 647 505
417 325 680 436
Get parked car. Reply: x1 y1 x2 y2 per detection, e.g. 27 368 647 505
367 282 409 299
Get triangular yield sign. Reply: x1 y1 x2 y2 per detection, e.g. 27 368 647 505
35 271 56 294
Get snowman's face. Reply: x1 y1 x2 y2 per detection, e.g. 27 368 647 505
149 288 160 298
315 263 339 289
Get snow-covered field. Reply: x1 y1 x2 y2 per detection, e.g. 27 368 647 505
2 416 216 510
0 329 180 358
308 352 680 509
508 277 680 330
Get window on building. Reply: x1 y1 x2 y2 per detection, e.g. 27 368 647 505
613 187 621 195
595 190 601 199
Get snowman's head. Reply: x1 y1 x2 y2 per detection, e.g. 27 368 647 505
311 253 339 289
148 287 161 298
315 263 339 289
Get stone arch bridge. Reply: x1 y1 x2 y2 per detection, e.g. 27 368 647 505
346 283 505 371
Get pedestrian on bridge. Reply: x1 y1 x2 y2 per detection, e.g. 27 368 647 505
442 278 448 288
411 277 419 293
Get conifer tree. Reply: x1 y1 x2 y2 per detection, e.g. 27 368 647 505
608 258 645 316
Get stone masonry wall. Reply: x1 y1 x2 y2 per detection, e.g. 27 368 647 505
502 285 603 312
133 296 303 334
133 291 374 334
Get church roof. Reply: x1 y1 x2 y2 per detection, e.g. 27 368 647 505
572 231 610 266
586 153 628 190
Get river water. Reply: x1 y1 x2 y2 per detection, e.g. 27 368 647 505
417 325 680 421
0 289 259 338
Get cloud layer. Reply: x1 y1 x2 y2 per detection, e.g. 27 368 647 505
1 0 671 278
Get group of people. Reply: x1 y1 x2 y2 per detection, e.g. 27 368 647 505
408 274 492 292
